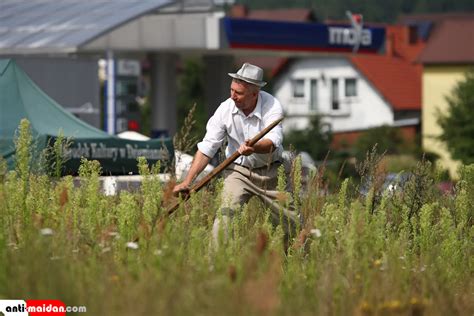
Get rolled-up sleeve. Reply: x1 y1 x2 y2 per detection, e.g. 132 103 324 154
262 99 284 149
197 105 226 158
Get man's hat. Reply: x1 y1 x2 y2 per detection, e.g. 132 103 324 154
228 63 267 87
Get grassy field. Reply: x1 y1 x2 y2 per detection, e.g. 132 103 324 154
0 120 472 315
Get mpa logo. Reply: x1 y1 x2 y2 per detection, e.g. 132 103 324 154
328 11 371 52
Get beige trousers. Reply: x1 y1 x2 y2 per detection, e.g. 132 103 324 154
217 162 298 233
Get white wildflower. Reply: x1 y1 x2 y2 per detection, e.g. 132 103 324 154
40 228 54 236
126 242 139 250
108 231 120 239
310 228 322 238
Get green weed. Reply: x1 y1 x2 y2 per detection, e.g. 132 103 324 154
0 130 472 315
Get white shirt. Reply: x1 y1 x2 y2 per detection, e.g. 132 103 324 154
197 91 283 168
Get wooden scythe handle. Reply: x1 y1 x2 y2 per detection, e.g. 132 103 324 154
165 116 284 217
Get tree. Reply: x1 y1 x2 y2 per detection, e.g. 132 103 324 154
353 125 406 160
437 70 474 164
284 115 332 161
176 58 208 152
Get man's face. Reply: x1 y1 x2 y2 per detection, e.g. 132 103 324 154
230 80 258 113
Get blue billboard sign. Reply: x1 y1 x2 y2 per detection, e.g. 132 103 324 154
223 17 386 53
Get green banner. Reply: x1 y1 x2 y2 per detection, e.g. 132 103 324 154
52 136 174 175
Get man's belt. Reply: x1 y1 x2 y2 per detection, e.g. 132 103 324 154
233 160 282 170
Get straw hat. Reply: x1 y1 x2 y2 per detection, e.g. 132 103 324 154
228 63 267 87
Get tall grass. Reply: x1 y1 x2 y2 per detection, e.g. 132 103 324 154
0 120 472 315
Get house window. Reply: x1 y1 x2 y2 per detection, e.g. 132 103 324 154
310 79 318 110
292 79 305 98
345 78 357 97
331 78 339 110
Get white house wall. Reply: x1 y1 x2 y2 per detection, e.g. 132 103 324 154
273 58 394 134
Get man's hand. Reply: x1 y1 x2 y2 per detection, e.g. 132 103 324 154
173 181 191 197
238 139 255 156
172 150 211 197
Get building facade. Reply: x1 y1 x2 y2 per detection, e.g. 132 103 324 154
408 13 474 177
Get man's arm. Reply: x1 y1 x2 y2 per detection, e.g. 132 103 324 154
238 138 274 156
173 150 211 194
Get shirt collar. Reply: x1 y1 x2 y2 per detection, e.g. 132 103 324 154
231 92 262 120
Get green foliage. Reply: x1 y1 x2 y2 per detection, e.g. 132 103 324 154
116 192 140 242
176 58 208 151
0 156 6 179
455 164 474 231
1 129 473 315
284 115 332 161
173 103 199 153
437 70 474 164
291 155 302 215
40 131 73 178
78 158 104 240
14 118 32 183
138 157 163 229
353 125 411 160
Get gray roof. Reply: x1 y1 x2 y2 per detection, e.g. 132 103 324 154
0 0 173 55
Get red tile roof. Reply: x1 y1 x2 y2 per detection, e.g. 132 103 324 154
349 55 421 111
386 25 426 62
398 12 474 24
397 12 474 64
229 5 315 22
418 19 474 64
246 8 315 22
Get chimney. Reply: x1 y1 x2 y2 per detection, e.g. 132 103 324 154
230 4 248 18
385 27 394 57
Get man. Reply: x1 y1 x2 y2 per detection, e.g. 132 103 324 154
173 63 297 245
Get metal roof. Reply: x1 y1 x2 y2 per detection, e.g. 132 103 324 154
0 0 173 55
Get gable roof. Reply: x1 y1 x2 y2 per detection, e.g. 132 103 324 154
397 12 474 64
398 12 474 24
418 19 474 64
349 55 421 111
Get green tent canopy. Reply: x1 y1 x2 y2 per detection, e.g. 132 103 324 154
0 59 173 175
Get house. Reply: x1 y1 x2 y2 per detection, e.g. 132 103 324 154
272 24 423 148
228 5 423 148
399 13 474 177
